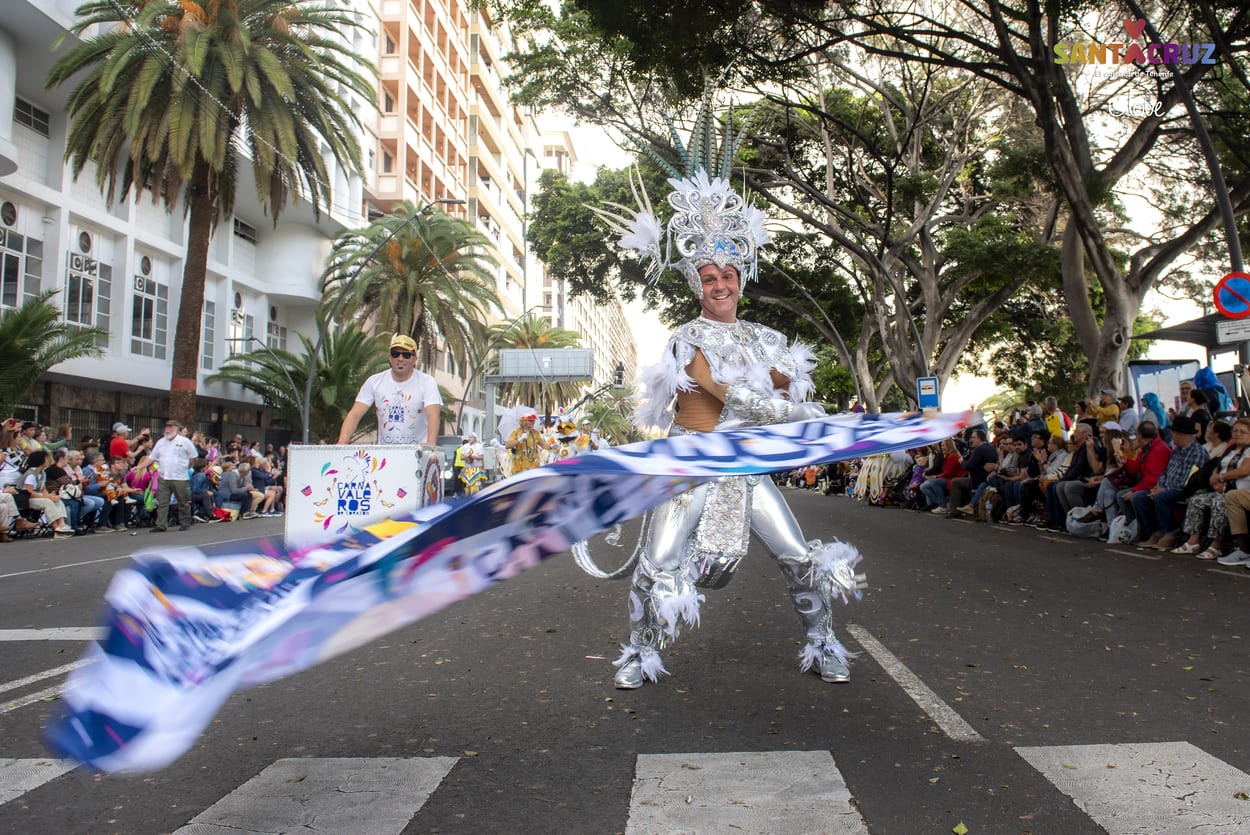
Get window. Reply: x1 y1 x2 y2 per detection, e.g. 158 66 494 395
266 320 288 351
14 98 50 138
130 274 168 359
64 251 111 346
0 228 42 311
201 300 216 370
382 151 394 174
233 219 257 244
383 91 395 113
228 307 254 357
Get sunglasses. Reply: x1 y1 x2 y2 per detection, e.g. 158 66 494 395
390 349 414 359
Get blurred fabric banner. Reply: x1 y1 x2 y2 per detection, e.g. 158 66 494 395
45 410 973 773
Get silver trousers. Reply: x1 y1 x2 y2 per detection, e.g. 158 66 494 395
620 476 852 678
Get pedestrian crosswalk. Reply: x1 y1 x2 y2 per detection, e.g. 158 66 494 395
4 743 1249 832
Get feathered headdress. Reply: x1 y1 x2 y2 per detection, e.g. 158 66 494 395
590 95 770 298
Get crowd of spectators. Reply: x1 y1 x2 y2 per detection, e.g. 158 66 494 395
784 380 1250 572
0 417 288 544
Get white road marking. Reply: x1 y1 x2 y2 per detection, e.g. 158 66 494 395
0 684 66 716
0 660 90 696
1208 568 1250 579
1105 548 1162 560
846 623 985 743
627 751 868 834
175 757 458 835
0 758 77 805
0 533 267 580
0 628 104 642
1016 741 1250 834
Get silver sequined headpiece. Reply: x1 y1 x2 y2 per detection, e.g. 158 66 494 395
589 100 770 298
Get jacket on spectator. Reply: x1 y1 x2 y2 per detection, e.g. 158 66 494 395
937 454 966 485
961 442 1000 489
1122 437 1171 492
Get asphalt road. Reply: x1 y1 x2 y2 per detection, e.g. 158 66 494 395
1 491 1248 834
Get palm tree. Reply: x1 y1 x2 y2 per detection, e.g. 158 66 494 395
436 385 459 435
581 385 641 444
207 319 387 443
487 315 585 415
0 291 104 416
320 202 502 373
47 0 374 427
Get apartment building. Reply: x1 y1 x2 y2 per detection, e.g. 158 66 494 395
0 0 377 445
1 0 637 444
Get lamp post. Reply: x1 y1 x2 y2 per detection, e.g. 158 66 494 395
455 304 553 438
301 197 465 443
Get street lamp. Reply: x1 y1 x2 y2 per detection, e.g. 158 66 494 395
301 197 465 443
455 303 552 439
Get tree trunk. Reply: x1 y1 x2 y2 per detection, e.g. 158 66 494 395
169 162 214 428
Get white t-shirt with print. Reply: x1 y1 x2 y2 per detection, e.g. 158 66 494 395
354 369 443 444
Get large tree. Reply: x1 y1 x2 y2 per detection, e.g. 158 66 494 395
47 0 374 426
320 202 502 373
501 0 1250 398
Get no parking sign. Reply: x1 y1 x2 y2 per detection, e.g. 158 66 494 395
1213 272 1250 319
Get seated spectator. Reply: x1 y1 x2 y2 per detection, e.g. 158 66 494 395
944 428 998 519
1041 421 1103 531
0 424 26 491
1217 488 1250 567
1008 434 1064 524
19 450 74 538
1186 389 1212 441
987 435 1035 511
1140 392 1170 443
44 447 86 533
921 439 965 511
1041 396 1073 442
102 457 139 531
1172 418 1250 560
66 449 103 532
0 482 38 541
1130 415 1207 550
214 460 256 518
188 458 216 523
250 458 284 515
1205 419 1232 458
17 421 41 457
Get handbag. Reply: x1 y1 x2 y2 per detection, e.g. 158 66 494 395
59 483 82 501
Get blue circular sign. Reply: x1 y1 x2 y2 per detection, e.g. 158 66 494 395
1214 272 1250 319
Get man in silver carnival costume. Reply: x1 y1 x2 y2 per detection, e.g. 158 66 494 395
594 133 866 690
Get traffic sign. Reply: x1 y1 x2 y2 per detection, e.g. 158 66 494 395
916 376 940 411
1216 317 1250 345
1213 271 1250 319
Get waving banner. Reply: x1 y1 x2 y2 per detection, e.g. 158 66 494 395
46 410 973 773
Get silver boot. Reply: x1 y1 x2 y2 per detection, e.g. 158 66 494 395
818 654 850 683
614 657 644 689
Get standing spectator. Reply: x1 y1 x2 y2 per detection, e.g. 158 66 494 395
1177 379 1196 417
1186 389 1212 441
1117 397 1139 435
337 334 442 446
946 429 999 518
1042 396 1073 442
1091 389 1121 427
1140 392 1170 443
17 422 41 457
205 438 221 464
149 420 198 532
0 424 26 490
1131 415 1208 549
20 450 74 538
108 422 134 462
126 455 157 526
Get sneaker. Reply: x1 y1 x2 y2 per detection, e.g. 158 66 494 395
193 515 210 524
930 507 949 515
957 504 975 515
1216 549 1250 566
241 511 259 520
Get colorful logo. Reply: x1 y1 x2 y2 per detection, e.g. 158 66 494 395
300 449 395 534
1053 18 1216 66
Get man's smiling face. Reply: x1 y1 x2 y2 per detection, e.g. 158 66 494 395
697 263 740 323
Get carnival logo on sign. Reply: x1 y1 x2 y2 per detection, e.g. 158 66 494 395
301 449 396 534
1053 18 1216 66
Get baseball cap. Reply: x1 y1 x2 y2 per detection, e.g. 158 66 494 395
1102 421 1123 431
1099 388 1117 397
113 422 132 433
389 334 417 352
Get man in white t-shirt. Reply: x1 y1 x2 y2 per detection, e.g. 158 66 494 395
150 419 198 532
337 334 442 445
